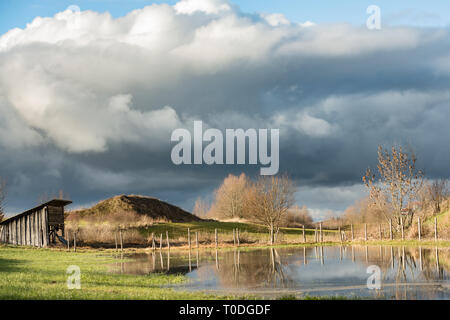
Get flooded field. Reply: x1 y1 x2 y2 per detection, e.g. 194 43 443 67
109 246 450 299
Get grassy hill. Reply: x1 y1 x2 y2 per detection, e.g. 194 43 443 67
64 195 337 246
424 209 450 232
68 194 201 223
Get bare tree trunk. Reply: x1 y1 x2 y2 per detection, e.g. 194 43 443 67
270 223 274 245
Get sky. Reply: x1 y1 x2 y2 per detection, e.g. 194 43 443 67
2 0 450 34
1 0 450 220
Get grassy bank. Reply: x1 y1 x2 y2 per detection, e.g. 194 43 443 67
0 245 244 300
139 221 318 236
70 219 341 247
137 221 336 244
350 239 450 248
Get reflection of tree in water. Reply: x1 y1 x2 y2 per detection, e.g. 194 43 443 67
351 246 447 300
406 247 447 281
110 245 448 299
201 248 294 289
109 251 196 275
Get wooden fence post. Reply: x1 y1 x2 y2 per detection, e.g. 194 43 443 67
67 232 70 251
159 233 163 250
188 228 191 249
319 223 323 243
338 227 342 243
119 229 123 252
314 228 317 242
364 224 367 241
400 217 404 241
196 231 199 249
114 231 118 252
351 224 354 241
379 224 382 240
389 219 393 240
215 228 218 248
151 232 155 251
73 232 77 252
233 229 236 246
418 217 421 241
435 217 438 241
236 229 240 247
302 225 306 243
166 231 170 250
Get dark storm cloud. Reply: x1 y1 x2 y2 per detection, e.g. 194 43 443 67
1 0 450 217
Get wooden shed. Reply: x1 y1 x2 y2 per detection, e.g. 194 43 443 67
0 199 72 247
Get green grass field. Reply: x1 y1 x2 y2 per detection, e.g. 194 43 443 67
0 245 242 300
138 221 336 243
1 238 448 300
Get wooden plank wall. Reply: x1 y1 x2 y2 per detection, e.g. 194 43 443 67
0 207 49 247
47 206 64 225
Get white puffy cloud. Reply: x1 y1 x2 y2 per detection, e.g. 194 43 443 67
274 112 335 138
0 60 181 153
174 0 232 15
277 24 424 57
296 184 367 221
0 97 44 149
261 13 290 27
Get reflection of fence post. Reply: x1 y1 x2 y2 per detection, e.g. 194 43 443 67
389 219 393 240
302 225 306 243
188 228 191 249
364 224 367 241
435 247 440 273
351 224 354 241
166 231 170 251
418 217 421 241
435 217 438 241
215 250 219 270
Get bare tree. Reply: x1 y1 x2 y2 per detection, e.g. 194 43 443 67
246 175 296 244
0 178 6 222
341 196 385 225
213 173 248 219
363 145 424 228
37 189 70 204
427 179 448 214
192 197 210 218
283 205 313 228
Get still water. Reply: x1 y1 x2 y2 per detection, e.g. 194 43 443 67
109 246 450 299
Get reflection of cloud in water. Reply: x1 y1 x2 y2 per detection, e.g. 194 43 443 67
286 261 367 284
188 265 220 288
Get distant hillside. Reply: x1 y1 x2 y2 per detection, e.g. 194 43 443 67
69 195 201 223
424 209 450 231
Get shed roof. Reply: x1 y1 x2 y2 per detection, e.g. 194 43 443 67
0 199 72 225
